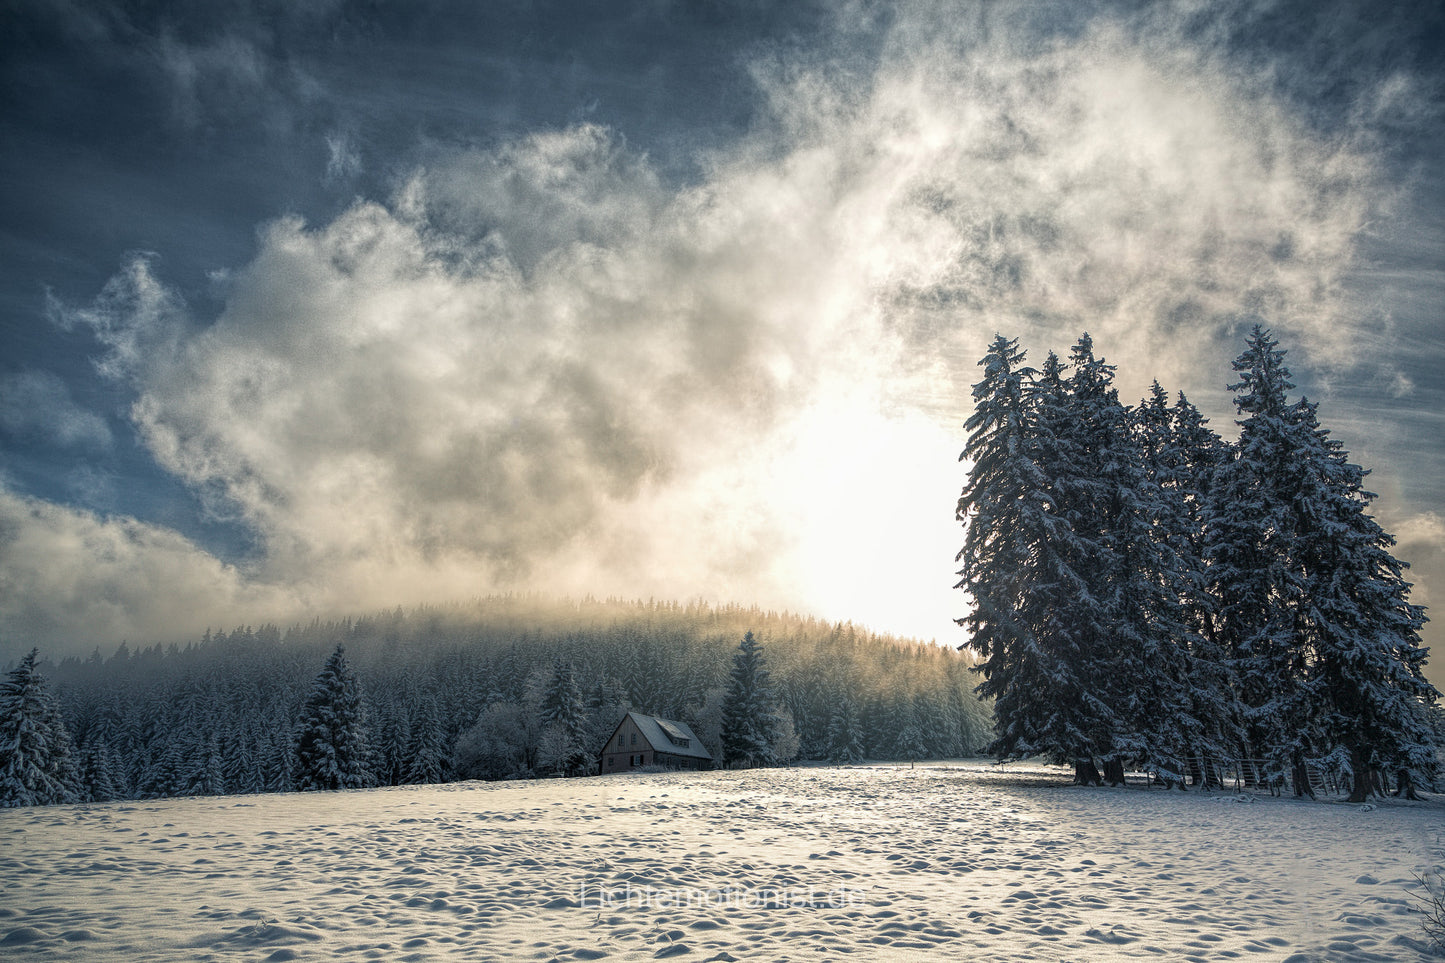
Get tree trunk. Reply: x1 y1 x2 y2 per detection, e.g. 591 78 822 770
1103 757 1126 787
1347 746 1371 803
1074 758 1102 786
1393 768 1421 801
1292 756 1316 799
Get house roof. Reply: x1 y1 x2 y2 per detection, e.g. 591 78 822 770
623 711 715 762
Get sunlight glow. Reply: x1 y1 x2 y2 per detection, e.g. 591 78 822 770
769 394 964 644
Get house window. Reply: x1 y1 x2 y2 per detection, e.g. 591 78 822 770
630 733 637 746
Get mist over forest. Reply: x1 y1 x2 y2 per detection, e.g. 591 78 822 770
19 596 990 802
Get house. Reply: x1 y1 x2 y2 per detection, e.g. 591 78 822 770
599 711 716 773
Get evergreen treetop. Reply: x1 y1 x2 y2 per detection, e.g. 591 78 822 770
720 631 779 768
0 649 80 808
294 644 374 792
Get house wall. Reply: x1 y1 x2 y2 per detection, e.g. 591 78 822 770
654 752 707 771
601 715 654 773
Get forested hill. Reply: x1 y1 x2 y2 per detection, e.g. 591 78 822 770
25 596 992 801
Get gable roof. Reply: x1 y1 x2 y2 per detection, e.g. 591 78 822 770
623 711 715 762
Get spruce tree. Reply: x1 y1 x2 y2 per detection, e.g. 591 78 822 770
956 337 1101 780
539 660 585 733
955 334 1038 669
0 650 81 807
262 725 294 792
375 700 411 786
962 335 1233 785
222 724 261 795
1021 337 1196 785
1207 325 1440 796
77 706 128 801
720 631 778 767
185 732 224 797
1207 326 1323 790
1154 390 1245 781
1071 373 1224 787
825 697 865 763
1283 395 1439 799
405 696 448 784
79 737 126 802
1058 337 1152 784
538 659 588 775
896 698 927 766
992 343 1119 783
294 644 374 791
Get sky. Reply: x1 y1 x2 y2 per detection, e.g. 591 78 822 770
2 0 1443 688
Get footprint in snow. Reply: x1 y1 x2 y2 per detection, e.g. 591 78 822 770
1085 926 1136 944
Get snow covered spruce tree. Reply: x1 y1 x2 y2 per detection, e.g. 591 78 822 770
405 696 449 784
825 697 865 763
955 337 1043 759
1207 326 1439 797
1206 325 1314 790
1289 394 1440 799
957 336 1115 785
1050 336 1208 786
1133 382 1246 783
720 631 779 768
538 659 589 775
960 333 1246 787
0 649 81 807
293 644 375 791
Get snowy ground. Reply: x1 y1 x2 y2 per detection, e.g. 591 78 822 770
2 762 1442 962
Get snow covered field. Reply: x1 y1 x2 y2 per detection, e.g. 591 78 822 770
2 762 1441 961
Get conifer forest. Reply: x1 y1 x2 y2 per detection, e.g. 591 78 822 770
2 598 991 807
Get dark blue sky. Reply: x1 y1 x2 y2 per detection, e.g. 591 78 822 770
2 0 1443 689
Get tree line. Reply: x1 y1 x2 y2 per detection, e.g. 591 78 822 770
957 326 1442 799
2 597 992 807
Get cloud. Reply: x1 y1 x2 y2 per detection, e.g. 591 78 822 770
869 9 1377 385
0 486 301 652
324 131 361 184
1390 510 1444 640
22 0 1438 665
1395 510 1445 550
156 32 269 129
0 370 113 450
48 256 188 383
1388 371 1416 398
